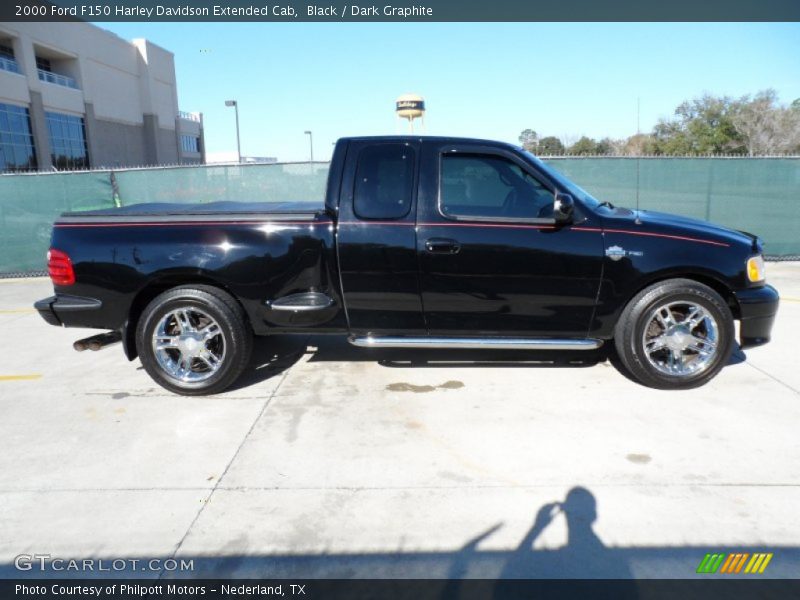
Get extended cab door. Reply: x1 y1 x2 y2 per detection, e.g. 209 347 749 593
336 139 426 335
416 141 604 337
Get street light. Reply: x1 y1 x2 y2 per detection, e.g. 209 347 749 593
225 100 241 163
304 130 314 162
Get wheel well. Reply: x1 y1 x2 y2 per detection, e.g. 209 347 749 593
637 273 741 319
122 275 252 361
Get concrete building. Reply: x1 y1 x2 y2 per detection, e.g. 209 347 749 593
0 22 204 172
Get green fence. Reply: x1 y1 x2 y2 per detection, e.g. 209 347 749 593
0 158 798 274
547 157 800 256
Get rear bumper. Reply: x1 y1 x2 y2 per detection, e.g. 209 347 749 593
34 294 103 327
735 285 779 349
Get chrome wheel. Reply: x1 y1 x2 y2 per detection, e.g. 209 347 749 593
151 307 225 384
642 301 719 377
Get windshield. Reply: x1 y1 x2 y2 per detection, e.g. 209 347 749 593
521 150 601 209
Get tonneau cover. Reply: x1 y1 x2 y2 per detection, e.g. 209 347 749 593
61 200 323 218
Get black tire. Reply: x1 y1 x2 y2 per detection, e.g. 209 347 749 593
135 285 252 396
614 278 735 390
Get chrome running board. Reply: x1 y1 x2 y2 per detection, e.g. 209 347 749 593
267 291 334 312
347 336 603 351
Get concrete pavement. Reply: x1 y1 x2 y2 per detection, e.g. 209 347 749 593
0 265 799 579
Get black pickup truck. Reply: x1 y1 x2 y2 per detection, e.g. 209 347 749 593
35 136 779 395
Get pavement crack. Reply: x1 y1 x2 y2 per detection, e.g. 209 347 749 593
745 361 800 396
159 368 291 576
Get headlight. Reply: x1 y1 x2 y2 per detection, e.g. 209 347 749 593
746 255 766 283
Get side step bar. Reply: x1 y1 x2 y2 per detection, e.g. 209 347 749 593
348 336 603 351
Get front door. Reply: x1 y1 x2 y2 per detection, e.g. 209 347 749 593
416 143 604 337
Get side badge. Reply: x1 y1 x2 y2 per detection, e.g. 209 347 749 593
606 245 643 261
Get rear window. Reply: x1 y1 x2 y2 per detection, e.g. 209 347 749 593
353 144 415 220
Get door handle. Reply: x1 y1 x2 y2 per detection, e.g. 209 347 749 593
425 238 461 254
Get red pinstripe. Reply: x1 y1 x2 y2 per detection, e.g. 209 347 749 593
54 220 332 228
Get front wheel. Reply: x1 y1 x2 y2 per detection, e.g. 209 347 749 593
136 286 252 396
614 279 735 390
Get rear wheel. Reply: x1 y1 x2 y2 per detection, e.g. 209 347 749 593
136 286 252 395
614 279 735 389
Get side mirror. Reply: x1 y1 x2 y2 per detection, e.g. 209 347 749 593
554 192 574 222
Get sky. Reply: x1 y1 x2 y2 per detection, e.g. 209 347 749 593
98 22 800 162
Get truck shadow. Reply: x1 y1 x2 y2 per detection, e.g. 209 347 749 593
233 335 598 390
233 335 748 391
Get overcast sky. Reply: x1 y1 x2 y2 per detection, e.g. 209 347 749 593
99 22 800 161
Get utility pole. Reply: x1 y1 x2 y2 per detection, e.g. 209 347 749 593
304 130 314 162
225 100 241 163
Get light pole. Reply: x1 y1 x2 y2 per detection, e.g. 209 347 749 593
304 130 314 162
225 100 241 163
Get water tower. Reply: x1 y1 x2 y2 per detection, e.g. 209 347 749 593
396 94 425 133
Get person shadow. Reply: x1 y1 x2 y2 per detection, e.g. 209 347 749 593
444 487 636 599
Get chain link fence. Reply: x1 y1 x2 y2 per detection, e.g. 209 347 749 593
1 157 798 275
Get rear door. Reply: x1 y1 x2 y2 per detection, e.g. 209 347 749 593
336 140 425 335
416 141 604 337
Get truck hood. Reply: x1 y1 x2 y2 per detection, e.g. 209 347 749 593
605 208 760 252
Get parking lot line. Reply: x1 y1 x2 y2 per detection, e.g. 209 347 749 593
0 374 43 381
0 277 49 284
0 308 36 314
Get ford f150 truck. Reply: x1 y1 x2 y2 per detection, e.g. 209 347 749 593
35 136 779 395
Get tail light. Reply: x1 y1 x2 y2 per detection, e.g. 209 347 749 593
47 248 75 286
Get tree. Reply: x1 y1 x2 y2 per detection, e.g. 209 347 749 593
537 136 565 155
518 129 539 152
595 137 616 155
568 136 600 155
731 89 800 155
621 133 659 156
652 94 745 154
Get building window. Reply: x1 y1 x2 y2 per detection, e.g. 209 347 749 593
46 112 89 170
180 134 200 154
35 56 52 72
0 103 37 173
0 44 21 75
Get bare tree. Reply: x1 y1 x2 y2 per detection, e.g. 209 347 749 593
732 90 800 155
518 129 539 152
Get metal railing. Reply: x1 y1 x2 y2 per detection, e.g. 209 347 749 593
37 69 78 89
0 56 21 74
178 111 201 122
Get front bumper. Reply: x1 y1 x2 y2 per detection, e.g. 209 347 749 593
34 294 102 327
735 284 779 348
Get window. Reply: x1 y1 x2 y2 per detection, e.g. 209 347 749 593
440 153 554 220
46 112 89 170
0 103 37 173
353 144 415 220
35 56 52 72
180 134 200 154
0 44 14 60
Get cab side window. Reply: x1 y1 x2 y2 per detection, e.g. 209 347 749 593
354 144 415 220
440 154 553 220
